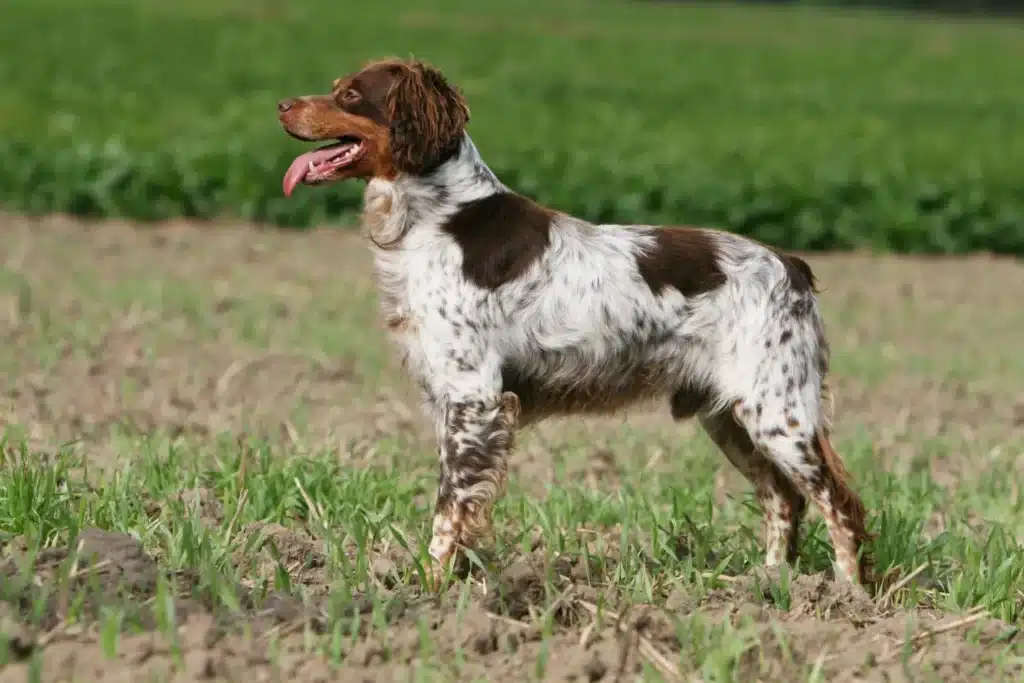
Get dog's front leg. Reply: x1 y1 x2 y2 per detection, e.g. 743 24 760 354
427 390 520 576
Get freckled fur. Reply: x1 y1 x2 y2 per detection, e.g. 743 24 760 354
277 58 872 586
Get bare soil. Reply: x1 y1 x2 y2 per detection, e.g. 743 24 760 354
2 214 1023 682
2 530 1017 682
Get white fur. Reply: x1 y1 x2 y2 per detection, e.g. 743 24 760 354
366 136 825 434
359 134 863 583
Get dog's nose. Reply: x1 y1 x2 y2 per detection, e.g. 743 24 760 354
277 99 295 114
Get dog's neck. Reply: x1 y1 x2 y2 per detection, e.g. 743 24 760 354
363 134 507 245
398 133 507 211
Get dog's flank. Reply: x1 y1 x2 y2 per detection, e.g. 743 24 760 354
277 58 872 586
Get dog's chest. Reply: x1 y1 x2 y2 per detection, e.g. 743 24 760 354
362 184 472 378
371 247 474 405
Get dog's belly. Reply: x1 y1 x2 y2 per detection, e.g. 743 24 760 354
500 338 708 423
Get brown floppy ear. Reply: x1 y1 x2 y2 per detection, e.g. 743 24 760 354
385 61 470 175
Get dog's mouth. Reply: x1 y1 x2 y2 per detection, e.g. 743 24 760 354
282 136 366 197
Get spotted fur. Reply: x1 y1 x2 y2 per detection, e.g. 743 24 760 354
278 59 872 585
360 137 869 584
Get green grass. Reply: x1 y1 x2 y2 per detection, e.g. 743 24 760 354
2 426 1023 679
2 0 1024 252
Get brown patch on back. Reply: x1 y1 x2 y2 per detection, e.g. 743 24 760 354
637 228 728 297
441 192 553 290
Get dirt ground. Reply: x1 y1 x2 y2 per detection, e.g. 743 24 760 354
2 214 1023 682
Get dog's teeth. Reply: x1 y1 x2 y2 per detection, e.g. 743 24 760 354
308 161 316 174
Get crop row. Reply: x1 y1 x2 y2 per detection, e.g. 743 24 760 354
3 138 1022 254
3 0 1023 252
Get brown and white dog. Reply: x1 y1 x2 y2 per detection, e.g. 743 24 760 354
277 58 871 585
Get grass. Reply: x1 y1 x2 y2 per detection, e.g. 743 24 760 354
2 425 1023 679
1 220 1023 680
1 428 1022 606
2 0 1023 250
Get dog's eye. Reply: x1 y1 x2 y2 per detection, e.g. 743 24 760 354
341 89 361 103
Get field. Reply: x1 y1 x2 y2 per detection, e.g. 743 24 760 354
3 0 1024 681
1 215 1023 682
2 0 1024 252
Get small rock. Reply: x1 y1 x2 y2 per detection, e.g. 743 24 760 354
664 586 695 612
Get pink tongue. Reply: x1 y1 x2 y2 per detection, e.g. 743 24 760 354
282 144 352 197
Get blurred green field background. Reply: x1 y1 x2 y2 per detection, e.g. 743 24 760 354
3 0 1023 252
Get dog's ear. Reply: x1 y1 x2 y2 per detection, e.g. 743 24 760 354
386 61 470 175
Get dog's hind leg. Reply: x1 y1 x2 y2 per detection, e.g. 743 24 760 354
727 363 871 585
697 409 807 568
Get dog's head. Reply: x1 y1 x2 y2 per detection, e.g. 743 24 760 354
277 58 470 196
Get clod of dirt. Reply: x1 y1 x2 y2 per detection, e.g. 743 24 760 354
740 567 875 621
696 568 874 624
484 558 548 621
12 528 160 598
232 523 328 592
481 554 584 629
785 571 874 620
73 528 160 592
664 584 700 614
0 528 161 634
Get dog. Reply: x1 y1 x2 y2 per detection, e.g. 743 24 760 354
277 58 871 586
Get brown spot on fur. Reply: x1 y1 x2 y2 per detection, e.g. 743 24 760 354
637 228 727 298
385 313 410 331
669 382 712 420
441 192 553 290
773 249 818 294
